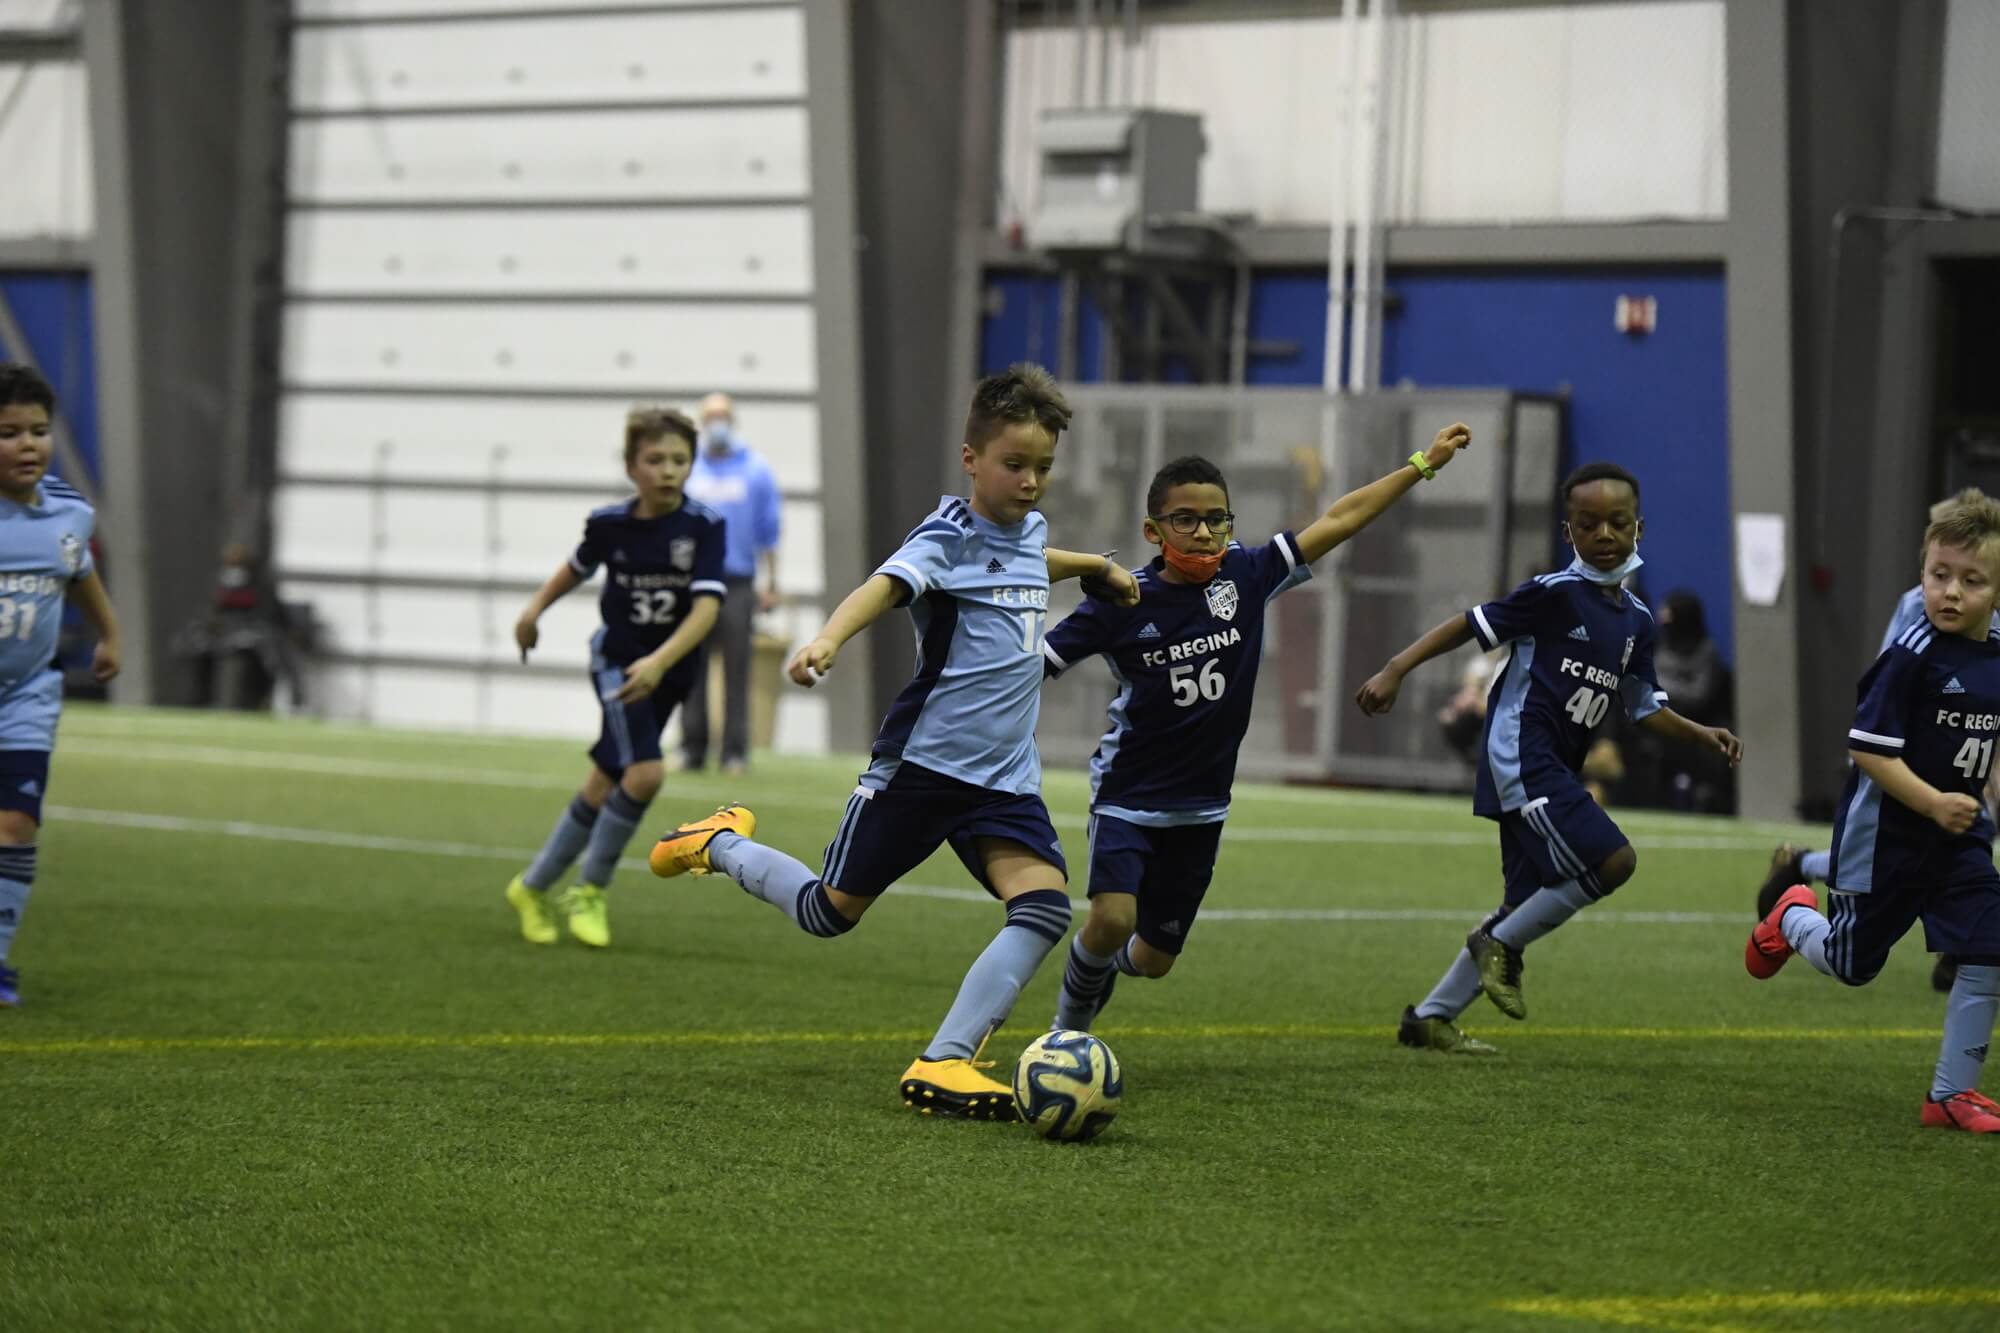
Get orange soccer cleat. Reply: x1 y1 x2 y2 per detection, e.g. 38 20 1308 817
1921 1090 2000 1134
1745 884 1818 979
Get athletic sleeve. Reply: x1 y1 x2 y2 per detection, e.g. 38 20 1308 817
690 513 728 602
874 516 968 606
73 508 96 580
1467 578 1554 651
1241 532 1312 603
1619 618 1668 722
1041 597 1113 679
1848 645 1924 758
569 513 604 578
1878 587 1926 654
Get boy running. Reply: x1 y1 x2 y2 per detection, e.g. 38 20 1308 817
648 364 1139 1119
1746 496 2000 1132
1040 427 1472 1029
1357 463 1742 1053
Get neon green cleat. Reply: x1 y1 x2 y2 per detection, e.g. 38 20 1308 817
1396 1005 1499 1055
505 876 558 945
1466 926 1527 1020
560 884 610 948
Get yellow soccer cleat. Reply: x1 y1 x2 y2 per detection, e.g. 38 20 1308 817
898 1049 1021 1122
559 884 610 948
649 804 756 878
504 875 558 945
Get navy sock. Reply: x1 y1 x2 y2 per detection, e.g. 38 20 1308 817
522 795 599 890
793 880 856 939
1112 939 1143 977
1054 936 1118 1031
579 787 649 887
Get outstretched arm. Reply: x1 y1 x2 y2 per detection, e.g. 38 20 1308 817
514 562 584 662
1354 615 1477 716
1294 422 1472 566
1048 548 1139 606
785 573 904 687
66 569 121 682
1638 706 1743 766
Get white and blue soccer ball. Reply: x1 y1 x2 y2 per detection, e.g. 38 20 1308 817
1012 1029 1123 1142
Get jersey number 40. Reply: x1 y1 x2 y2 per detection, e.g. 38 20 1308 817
1563 685 1611 728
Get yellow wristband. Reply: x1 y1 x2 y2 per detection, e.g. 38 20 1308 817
1408 451 1436 481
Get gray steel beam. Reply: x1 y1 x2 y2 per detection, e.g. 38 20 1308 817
801 0 873 753
0 237 89 268
1723 0 1802 821
82 0 149 703
982 221 1728 270
0 26 80 60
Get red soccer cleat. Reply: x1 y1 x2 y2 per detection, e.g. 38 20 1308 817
1921 1090 2000 1134
1745 884 1818 979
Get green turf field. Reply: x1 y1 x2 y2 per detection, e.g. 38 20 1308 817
4 704 1996 1331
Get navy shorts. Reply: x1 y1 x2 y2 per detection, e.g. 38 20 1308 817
1086 813 1225 956
586 655 693 780
1825 863 2000 984
1496 782 1629 906
821 758 1067 899
0 749 48 824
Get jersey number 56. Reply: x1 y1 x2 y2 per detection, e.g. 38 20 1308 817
1170 660 1226 708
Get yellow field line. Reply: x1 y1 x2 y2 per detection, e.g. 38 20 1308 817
0 1021 1941 1057
1499 1287 2000 1332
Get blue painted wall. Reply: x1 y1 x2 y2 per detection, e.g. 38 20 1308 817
0 271 99 487
980 264 1733 661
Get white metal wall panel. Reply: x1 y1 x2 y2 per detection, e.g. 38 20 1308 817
289 106 810 203
492 492 603 580
1938 0 2000 210
0 62 91 240
367 664 485 729
496 590 600 668
775 498 822 599
999 1 1727 227
283 302 816 393
282 581 370 653
293 8 804 111
275 484 376 573
372 585 489 659
278 393 822 488
379 488 490 575
288 207 813 296
485 671 613 740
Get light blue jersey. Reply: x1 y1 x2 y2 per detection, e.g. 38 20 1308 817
0 478 94 750
871 496 1050 795
1879 585 1925 654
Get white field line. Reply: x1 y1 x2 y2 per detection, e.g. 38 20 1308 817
49 804 1747 926
58 740 1786 851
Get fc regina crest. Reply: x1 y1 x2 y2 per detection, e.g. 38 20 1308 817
670 537 697 572
59 532 83 576
1204 578 1239 622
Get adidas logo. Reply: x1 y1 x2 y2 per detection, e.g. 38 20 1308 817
1137 623 1162 640
1568 625 1590 641
985 558 1006 574
1970 1043 1990 1061
1945 677 1967 695
16 780 35 797
611 549 627 563
1161 920 1182 936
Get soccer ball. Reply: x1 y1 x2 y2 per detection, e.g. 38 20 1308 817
1012 1029 1122 1142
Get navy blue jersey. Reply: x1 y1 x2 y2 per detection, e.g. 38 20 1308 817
568 498 727 667
1831 616 2000 892
1468 566 1666 816
1041 533 1311 823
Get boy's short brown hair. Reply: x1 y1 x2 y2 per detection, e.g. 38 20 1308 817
1923 492 2000 571
963 363 1071 451
624 405 697 465
1929 486 1989 524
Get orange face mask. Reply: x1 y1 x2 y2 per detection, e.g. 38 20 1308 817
1160 542 1225 583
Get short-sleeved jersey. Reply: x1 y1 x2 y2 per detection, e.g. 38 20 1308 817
872 496 1051 796
568 498 727 667
0 478 95 689
1042 533 1311 823
1468 565 1666 815
1878 585 1925 654
1832 615 2000 892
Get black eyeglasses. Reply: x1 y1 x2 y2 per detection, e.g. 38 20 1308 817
1152 510 1234 536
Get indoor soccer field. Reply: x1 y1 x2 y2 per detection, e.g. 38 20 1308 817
2 704 1994 1331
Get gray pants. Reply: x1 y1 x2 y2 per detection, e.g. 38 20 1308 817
682 575 757 768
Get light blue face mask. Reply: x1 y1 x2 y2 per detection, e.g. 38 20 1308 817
1568 547 1644 587
702 423 734 453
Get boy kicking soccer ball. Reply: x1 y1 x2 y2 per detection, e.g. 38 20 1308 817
1039 427 1471 1030
1746 496 2000 1133
649 364 1139 1119
1356 462 1742 1053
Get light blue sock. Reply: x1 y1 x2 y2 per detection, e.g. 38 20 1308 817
1491 879 1593 949
1055 936 1118 1031
925 890 1073 1061
522 795 599 891
1415 948 1482 1021
708 831 852 937
0 844 33 962
1780 903 1838 977
1933 964 2000 1100
1800 850 1832 882
579 787 649 887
